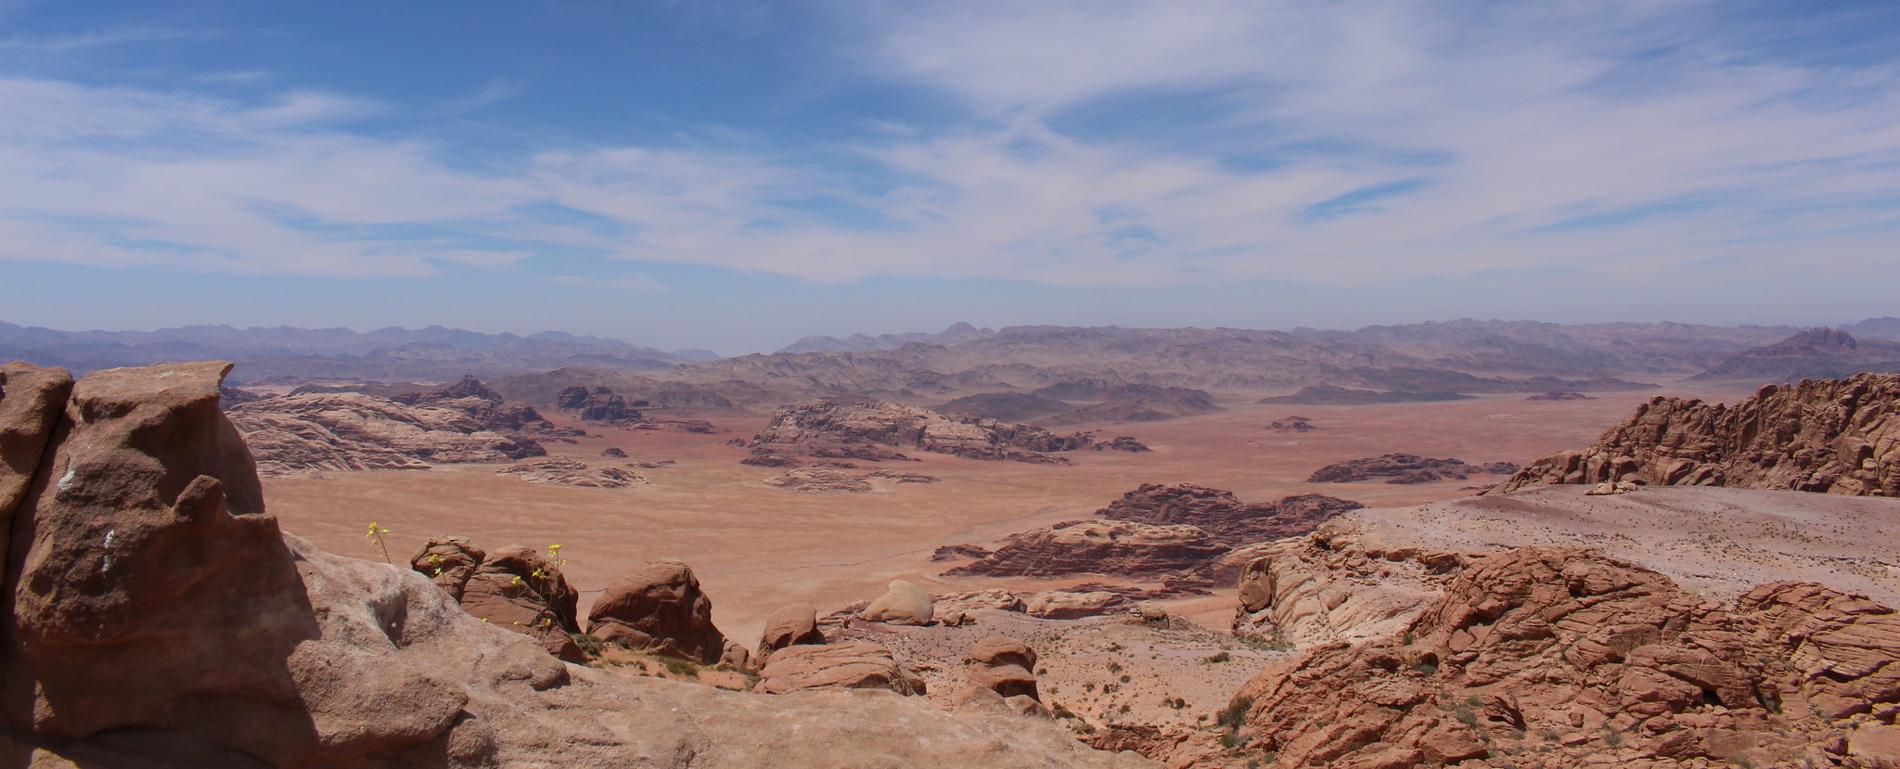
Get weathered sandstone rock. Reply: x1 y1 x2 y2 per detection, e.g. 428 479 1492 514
757 643 927 695
229 391 545 475
948 520 1226 578
1213 545 1900 769
1307 453 1518 484
745 398 1094 465
860 580 935 625
588 560 733 665
1497 373 1900 496
495 457 646 487
758 603 825 660
966 636 1040 701
1096 483 1362 545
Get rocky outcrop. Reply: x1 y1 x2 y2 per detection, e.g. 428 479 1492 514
412 538 585 662
762 467 939 493
1307 453 1518 484
228 391 545 475
1496 373 1900 496
1216 546 1900 769
744 398 1095 465
966 636 1041 703
1096 483 1362 545
948 520 1227 578
1526 391 1592 401
1024 590 1129 619
758 603 826 661
1266 416 1316 432
495 457 647 487
860 580 936 625
1090 435 1152 452
1228 527 1455 647
757 642 927 695
0 360 1161 769
556 385 645 423
0 362 71 566
396 374 580 438
587 560 734 665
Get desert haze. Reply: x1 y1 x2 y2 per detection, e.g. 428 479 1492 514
6 1 1900 767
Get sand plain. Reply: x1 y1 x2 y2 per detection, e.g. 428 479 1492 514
264 383 1759 644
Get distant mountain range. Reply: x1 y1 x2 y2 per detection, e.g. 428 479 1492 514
10 317 1899 400
776 322 995 354
0 322 716 383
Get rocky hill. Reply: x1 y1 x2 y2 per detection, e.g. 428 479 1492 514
1216 541 1900 768
1691 328 1900 382
942 484 1362 581
741 399 1096 465
1496 373 1900 496
228 391 548 476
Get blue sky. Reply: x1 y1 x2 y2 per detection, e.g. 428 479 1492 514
1 1 1897 353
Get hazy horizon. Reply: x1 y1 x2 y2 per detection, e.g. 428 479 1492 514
4 1 1899 352
4 312 1893 359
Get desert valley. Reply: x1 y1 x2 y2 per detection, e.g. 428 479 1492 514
7 2 1900 766
3 318 1899 768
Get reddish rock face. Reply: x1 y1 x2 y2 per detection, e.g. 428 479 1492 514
228 391 546 475
757 603 825 661
757 643 926 696
1217 546 1900 769
965 636 1040 702
587 560 732 665
1095 483 1362 545
947 519 1227 578
413 539 585 662
395 374 581 438
1497 372 1900 496
0 361 476 766
1306 454 1518 484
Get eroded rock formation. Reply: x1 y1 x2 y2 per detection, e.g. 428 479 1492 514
495 457 647 487
1096 483 1362 545
1216 546 1900 768
1308 453 1518 484
762 467 939 493
228 391 546 475
757 643 928 696
744 398 1095 465
948 520 1227 578
588 560 735 666
1496 373 1900 496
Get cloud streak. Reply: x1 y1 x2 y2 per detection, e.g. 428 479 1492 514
1 2 1898 293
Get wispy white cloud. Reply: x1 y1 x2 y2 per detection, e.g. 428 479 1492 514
1 1 1898 292
0 26 202 54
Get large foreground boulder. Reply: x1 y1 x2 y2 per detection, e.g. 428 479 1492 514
0 361 1153 769
587 560 733 665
